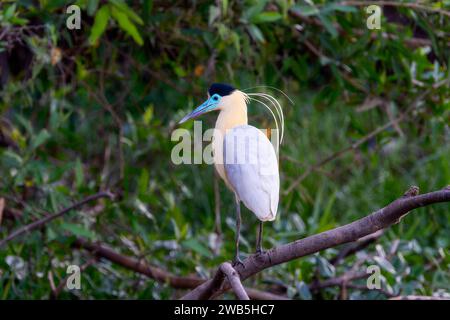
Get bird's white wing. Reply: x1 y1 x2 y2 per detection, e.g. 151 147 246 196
223 125 279 221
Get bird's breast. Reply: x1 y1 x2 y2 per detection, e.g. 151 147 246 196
212 107 248 191
212 128 232 189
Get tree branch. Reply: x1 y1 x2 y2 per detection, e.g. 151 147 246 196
0 191 115 248
330 230 384 265
181 186 450 300
73 237 203 289
74 237 288 300
219 262 250 300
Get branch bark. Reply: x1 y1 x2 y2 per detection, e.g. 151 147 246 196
182 186 450 300
219 263 250 300
330 229 384 265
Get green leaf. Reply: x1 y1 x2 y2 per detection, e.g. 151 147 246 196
88 5 110 45
1 150 23 167
231 32 240 54
182 238 211 257
60 223 96 240
10 17 29 26
138 168 149 195
221 0 228 15
242 1 268 21
143 0 153 23
321 3 357 14
291 5 320 17
209 5 221 25
172 63 186 77
296 281 312 300
87 0 100 16
74 158 84 188
318 192 336 230
318 14 338 37
31 129 50 149
110 6 144 45
143 105 153 125
109 0 144 25
247 25 265 43
251 12 282 24
374 256 396 274
4 4 16 20
316 255 336 277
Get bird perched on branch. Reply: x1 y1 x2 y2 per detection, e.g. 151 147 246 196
179 83 285 265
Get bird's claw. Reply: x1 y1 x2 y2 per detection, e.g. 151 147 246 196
255 248 265 255
232 256 245 268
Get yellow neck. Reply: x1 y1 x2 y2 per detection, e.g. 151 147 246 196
215 91 248 133
213 90 248 187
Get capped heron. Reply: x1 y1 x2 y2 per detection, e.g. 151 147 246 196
179 83 284 265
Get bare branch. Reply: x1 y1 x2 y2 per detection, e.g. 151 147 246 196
0 197 4 227
74 237 203 289
310 271 367 291
220 263 250 300
330 230 384 265
74 237 288 300
50 258 97 299
0 191 115 248
182 186 450 300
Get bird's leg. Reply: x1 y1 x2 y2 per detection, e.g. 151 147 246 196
232 196 244 267
256 221 264 254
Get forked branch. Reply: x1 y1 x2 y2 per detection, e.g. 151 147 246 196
182 186 450 300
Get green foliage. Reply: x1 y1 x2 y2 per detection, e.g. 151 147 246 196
0 0 449 299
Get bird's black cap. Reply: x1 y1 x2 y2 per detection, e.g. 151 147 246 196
208 83 235 97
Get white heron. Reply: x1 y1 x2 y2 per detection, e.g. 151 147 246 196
179 83 284 265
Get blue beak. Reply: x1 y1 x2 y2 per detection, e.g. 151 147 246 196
179 97 219 124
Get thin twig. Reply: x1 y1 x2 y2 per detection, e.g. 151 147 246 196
220 262 250 300
74 237 203 289
0 198 4 227
330 230 384 265
50 258 97 299
310 271 367 291
0 191 115 248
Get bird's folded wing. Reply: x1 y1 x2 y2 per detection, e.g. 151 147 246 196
223 125 279 221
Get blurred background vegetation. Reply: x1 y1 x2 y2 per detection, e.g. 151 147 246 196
0 0 449 299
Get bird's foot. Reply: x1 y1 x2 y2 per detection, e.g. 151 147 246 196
255 248 265 255
232 256 245 268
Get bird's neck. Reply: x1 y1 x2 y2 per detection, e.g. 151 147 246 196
213 90 248 188
215 91 248 134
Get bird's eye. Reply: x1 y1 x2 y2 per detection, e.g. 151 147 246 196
213 95 219 101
